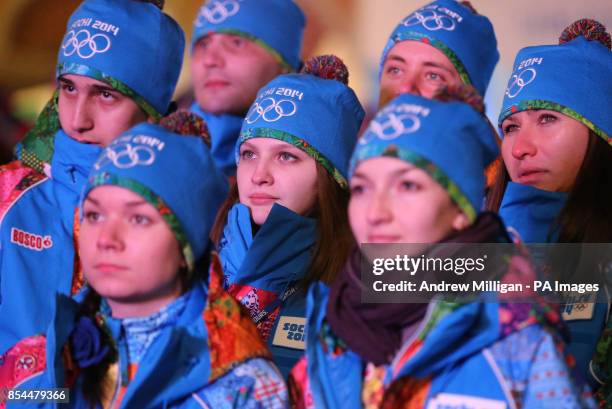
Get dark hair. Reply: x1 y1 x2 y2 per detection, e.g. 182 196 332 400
487 130 612 243
211 163 354 287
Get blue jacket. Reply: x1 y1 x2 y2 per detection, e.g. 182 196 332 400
2 258 288 408
295 283 595 409
499 181 611 388
219 203 316 378
190 103 244 177
0 131 101 354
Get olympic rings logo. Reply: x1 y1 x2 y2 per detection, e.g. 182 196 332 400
505 68 537 98
361 113 422 144
195 0 241 26
61 29 111 59
245 97 298 124
95 143 156 170
402 9 456 31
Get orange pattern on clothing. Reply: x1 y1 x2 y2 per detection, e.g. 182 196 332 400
362 363 386 409
380 376 431 409
204 253 271 382
0 335 47 409
71 207 84 295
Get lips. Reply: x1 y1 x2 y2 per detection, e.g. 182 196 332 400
366 234 402 243
204 79 230 88
248 193 278 206
517 167 548 184
93 263 128 274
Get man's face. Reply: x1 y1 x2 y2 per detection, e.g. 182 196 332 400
190 33 286 116
58 74 148 147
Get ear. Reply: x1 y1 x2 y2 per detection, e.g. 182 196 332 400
451 211 470 231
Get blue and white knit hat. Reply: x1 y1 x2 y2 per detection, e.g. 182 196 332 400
191 0 305 71
83 122 228 271
351 90 498 221
380 0 499 96
237 56 365 189
57 0 185 119
498 19 612 145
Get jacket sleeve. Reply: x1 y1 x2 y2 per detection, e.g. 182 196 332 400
192 358 289 409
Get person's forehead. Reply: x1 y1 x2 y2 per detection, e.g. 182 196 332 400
386 40 454 67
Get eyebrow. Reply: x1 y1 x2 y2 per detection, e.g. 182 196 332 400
352 166 416 181
58 78 117 94
422 61 455 75
386 54 406 64
84 197 148 207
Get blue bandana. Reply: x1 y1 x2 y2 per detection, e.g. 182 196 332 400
499 182 567 243
191 0 305 71
57 0 185 118
498 36 612 145
83 123 228 270
351 94 498 221
238 73 365 188
380 0 499 96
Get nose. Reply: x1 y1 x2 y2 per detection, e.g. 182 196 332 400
366 189 393 226
397 72 421 96
71 95 94 134
251 158 274 186
96 218 125 252
201 38 225 69
510 126 537 160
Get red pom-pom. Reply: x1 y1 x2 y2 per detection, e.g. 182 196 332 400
135 0 165 10
300 55 349 85
559 19 611 50
159 110 211 147
434 84 485 114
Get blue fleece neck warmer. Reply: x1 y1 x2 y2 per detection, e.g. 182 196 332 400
380 0 499 96
238 73 365 188
192 0 305 71
83 123 228 270
498 36 612 145
191 103 243 177
219 203 316 292
351 94 498 221
57 0 185 118
499 182 567 243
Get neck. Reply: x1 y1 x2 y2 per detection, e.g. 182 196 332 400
107 284 183 319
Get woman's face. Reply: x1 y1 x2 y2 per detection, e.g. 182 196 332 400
79 186 184 318
237 138 318 225
501 110 590 192
379 40 462 108
348 157 468 245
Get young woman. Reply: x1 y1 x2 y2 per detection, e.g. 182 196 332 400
489 19 612 399
289 89 595 408
1 121 289 408
210 56 364 377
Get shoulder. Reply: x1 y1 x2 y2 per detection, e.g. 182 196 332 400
0 160 48 221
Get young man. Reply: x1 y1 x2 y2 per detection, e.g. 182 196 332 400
378 0 499 106
190 0 305 176
0 0 184 369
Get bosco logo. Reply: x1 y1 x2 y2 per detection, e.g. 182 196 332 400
11 228 53 252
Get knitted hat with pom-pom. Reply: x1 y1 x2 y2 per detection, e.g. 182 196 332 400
498 19 612 145
237 55 365 189
351 85 498 221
